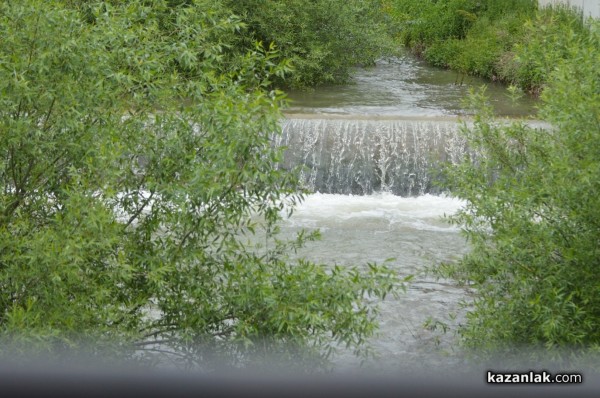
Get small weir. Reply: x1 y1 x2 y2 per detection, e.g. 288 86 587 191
277 117 468 196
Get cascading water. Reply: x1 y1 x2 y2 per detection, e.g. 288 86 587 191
274 53 538 373
276 117 469 196
274 117 472 372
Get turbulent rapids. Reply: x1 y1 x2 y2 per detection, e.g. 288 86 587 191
276 117 468 196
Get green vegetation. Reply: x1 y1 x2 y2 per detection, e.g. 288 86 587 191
4 0 597 372
225 0 394 88
384 0 590 95
0 0 399 368
506 6 591 96
441 20 600 360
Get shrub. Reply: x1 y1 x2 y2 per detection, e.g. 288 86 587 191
511 5 589 95
442 21 600 360
0 0 398 369
225 0 395 88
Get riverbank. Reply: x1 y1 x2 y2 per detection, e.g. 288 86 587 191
384 1 591 96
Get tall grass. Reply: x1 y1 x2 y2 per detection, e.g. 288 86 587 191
384 0 590 95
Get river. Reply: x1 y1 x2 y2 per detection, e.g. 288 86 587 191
284 55 537 118
276 53 538 373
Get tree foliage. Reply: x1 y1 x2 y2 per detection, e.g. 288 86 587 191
442 21 600 359
507 5 590 96
225 0 395 88
0 0 398 369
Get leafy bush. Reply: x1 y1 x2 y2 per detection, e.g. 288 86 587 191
225 0 395 88
385 0 482 47
422 39 463 69
386 0 535 45
442 21 600 359
509 5 589 95
452 36 502 79
0 0 398 369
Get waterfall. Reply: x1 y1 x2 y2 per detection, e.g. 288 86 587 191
275 118 469 196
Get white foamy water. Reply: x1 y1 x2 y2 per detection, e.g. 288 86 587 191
278 193 471 372
284 192 464 232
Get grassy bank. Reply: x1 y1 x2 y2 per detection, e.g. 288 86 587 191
384 0 591 96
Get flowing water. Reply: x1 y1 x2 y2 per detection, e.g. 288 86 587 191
285 55 538 118
275 118 468 196
275 54 538 373
276 193 470 373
